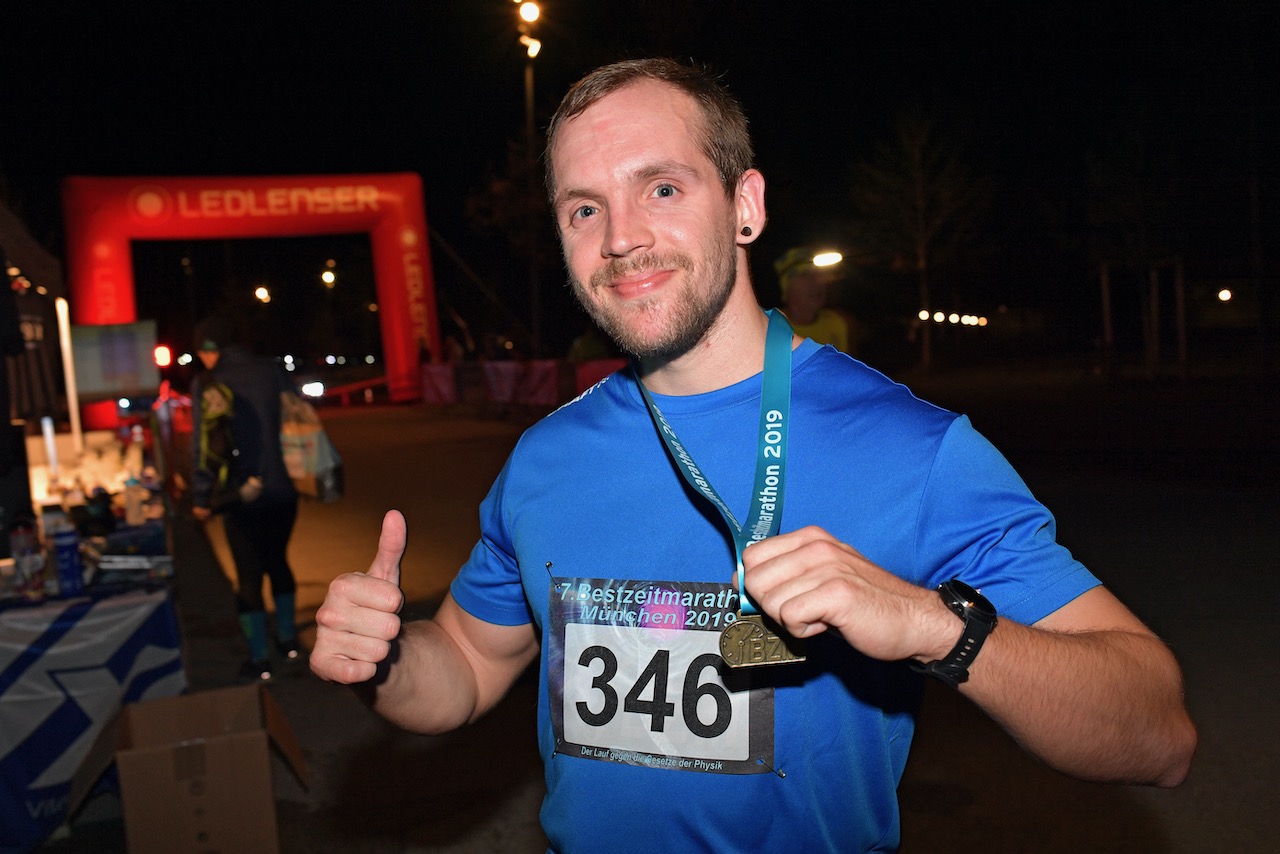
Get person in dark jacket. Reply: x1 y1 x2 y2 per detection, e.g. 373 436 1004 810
190 316 300 680
1 247 29 477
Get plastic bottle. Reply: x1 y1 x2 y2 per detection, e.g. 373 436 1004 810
51 521 84 597
8 516 37 561
125 477 148 527
62 477 86 513
9 516 45 602
125 424 145 478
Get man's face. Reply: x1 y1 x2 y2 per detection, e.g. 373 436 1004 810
551 80 741 361
197 350 219 371
785 271 832 320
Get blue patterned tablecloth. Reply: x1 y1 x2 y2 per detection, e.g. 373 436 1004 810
0 586 186 853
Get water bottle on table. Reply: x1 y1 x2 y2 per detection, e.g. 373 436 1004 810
51 521 85 597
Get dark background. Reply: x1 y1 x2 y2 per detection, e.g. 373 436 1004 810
2 1 1276 370
6 7 1278 850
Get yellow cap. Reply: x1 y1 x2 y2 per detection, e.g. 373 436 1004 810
774 247 843 296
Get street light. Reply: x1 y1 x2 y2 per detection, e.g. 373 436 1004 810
516 0 542 355
516 3 540 149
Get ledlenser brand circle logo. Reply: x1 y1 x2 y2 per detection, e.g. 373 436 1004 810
128 185 173 222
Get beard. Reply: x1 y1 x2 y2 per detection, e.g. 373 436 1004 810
568 236 737 362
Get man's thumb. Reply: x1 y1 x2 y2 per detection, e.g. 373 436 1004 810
367 510 406 586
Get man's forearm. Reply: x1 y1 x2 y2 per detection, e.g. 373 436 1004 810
369 619 483 734
962 620 1196 787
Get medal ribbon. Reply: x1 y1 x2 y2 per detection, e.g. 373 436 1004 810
637 309 793 615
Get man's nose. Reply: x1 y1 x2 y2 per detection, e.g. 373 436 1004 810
603 201 653 257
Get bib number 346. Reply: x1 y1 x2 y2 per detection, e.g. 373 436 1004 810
562 624 752 762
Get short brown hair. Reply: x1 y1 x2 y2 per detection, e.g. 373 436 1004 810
544 58 755 203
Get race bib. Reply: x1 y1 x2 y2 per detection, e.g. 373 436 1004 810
549 577 774 775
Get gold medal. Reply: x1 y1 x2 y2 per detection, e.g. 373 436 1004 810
719 612 806 668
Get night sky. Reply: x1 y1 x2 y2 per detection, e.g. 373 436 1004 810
2 1 1275 364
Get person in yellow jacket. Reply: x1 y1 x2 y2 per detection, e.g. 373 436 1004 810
774 246 852 353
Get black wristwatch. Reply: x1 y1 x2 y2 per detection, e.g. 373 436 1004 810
910 579 997 688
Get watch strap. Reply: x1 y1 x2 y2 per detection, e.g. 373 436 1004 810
910 581 997 688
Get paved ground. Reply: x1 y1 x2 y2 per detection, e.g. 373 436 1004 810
46 358 1280 852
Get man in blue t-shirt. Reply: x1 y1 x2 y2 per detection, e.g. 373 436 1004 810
312 58 1195 852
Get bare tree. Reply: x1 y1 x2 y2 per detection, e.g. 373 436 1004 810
464 136 556 271
849 113 987 369
462 135 561 353
1083 88 1183 375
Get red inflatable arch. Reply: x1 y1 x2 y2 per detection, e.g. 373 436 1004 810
61 172 437 425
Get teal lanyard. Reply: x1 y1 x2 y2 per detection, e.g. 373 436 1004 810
637 309 793 615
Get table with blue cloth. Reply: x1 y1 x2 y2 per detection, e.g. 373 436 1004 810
0 584 185 853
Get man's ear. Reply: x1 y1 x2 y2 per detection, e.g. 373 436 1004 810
735 169 766 244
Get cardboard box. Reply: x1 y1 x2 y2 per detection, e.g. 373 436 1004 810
70 683 308 853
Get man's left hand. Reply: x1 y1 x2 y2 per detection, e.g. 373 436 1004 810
240 476 263 503
741 526 958 664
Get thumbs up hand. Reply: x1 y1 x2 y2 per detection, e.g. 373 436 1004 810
365 509 405 588
311 510 408 684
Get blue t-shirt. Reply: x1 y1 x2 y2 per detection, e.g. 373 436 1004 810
452 341 1098 852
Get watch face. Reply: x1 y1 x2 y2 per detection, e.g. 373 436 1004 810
945 580 997 621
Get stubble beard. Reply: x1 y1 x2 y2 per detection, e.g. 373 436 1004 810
568 238 737 362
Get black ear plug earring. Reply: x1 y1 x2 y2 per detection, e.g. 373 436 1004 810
740 226 752 237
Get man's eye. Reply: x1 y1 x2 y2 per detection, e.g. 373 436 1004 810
653 184 677 198
573 204 598 220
